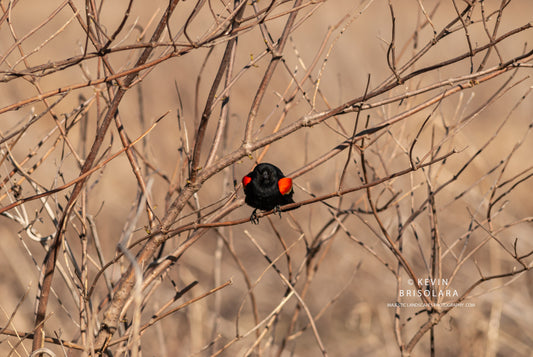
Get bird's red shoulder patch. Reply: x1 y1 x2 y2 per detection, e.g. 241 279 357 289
277 177 293 196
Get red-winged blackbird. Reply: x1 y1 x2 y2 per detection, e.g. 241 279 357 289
242 163 294 224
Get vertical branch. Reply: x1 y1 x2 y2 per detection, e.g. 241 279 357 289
451 0 474 73
243 0 304 150
204 1 242 168
477 0 509 70
387 0 402 83
189 0 246 181
32 0 181 352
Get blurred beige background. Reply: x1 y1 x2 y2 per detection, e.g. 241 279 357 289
0 0 532 356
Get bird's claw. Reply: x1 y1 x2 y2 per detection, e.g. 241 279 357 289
250 209 260 224
274 205 282 218
250 206 283 224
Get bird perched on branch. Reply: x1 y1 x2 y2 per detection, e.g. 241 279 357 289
242 163 294 224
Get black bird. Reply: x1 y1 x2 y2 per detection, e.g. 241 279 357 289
242 163 294 223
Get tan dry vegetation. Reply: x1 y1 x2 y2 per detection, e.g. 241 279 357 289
0 0 532 356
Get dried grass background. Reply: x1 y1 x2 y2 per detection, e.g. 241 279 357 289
0 0 532 356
